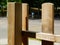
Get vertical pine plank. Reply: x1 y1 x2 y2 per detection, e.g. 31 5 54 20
22 3 29 45
22 3 28 31
8 2 22 45
42 3 54 45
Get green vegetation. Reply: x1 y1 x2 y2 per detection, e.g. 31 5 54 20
0 0 60 16
8 0 22 3
0 0 22 16
0 0 7 16
29 0 60 8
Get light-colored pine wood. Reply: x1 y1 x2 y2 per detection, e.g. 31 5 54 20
42 3 54 34
55 35 60 43
36 33 55 42
42 3 54 45
8 2 22 45
36 33 60 43
22 3 28 31
31 7 41 11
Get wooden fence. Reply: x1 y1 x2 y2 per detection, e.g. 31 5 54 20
8 2 60 45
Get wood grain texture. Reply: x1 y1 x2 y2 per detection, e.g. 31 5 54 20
36 33 60 43
42 3 54 34
36 33 55 42
22 3 28 31
8 2 22 45
55 35 60 43
42 3 54 45
22 31 36 45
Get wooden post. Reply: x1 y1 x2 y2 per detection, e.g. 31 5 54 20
42 3 54 45
22 3 29 45
8 2 22 45
22 3 28 31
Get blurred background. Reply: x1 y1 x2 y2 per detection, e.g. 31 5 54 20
0 0 60 19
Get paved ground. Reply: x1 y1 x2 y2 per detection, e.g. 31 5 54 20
0 17 60 45
0 17 7 45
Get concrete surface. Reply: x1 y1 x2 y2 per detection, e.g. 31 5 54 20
0 17 60 45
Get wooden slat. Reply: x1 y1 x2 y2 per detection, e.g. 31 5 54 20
22 3 28 31
22 31 60 43
55 35 60 43
8 2 22 45
36 33 55 42
22 3 29 45
42 3 54 45
36 33 60 43
42 3 54 34
31 7 41 11
22 31 36 45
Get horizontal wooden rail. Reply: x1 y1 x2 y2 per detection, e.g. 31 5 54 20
55 35 60 43
22 31 36 45
22 31 60 43
36 33 54 42
31 7 41 11
36 32 60 43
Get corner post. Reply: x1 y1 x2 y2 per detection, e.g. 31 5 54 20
8 2 22 45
